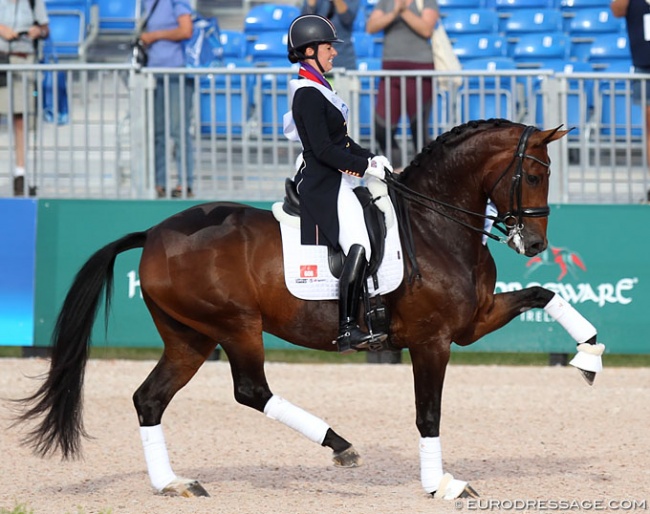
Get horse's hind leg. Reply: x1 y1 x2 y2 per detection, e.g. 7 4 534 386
225 340 362 468
133 304 216 497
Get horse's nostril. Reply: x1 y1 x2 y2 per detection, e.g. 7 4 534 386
527 240 546 256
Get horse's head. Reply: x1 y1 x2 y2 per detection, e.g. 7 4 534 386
485 124 569 257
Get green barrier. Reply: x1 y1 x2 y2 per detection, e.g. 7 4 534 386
34 201 648 353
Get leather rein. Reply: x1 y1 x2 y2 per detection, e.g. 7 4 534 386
384 125 551 281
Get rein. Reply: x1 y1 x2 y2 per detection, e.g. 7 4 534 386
384 125 551 281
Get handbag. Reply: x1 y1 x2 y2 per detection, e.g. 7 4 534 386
0 52 9 88
131 0 161 68
184 12 223 68
431 23 462 91
414 0 462 91
41 38 69 125
130 38 149 67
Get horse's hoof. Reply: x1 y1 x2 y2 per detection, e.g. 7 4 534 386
333 445 362 467
433 473 479 500
459 483 480 499
160 478 210 497
578 369 596 386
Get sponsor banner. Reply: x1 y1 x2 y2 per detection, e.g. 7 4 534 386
0 199 37 346
34 200 273 349
33 202 649 353
468 205 648 354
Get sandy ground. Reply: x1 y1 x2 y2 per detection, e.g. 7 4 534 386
0 358 648 514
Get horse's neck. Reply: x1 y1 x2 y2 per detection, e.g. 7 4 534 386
402 168 489 259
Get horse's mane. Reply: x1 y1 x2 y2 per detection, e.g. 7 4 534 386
399 118 523 180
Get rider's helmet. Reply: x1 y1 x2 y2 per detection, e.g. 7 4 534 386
287 14 343 63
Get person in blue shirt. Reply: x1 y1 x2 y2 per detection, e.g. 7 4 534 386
140 0 194 198
300 0 361 70
611 0 650 201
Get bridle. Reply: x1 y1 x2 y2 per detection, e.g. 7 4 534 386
485 124 551 252
383 124 551 280
486 124 551 229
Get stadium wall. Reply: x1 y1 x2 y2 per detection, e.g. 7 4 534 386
1 199 646 353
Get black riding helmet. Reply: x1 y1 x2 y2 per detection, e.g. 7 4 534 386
287 14 343 67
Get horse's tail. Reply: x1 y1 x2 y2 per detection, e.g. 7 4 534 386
15 231 148 459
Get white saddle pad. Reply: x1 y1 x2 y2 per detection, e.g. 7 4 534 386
274 203 405 301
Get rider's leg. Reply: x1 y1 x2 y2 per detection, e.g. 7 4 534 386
336 177 386 353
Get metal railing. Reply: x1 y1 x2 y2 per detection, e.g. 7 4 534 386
0 61 647 203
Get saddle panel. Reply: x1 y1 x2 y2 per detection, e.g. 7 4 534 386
280 179 387 277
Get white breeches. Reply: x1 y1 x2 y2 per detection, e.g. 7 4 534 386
337 173 371 259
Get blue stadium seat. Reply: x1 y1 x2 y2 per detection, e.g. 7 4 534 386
96 0 137 33
489 0 555 11
511 33 571 66
438 0 485 9
259 62 299 137
560 0 611 10
587 33 631 66
220 30 247 60
199 59 254 137
532 60 594 134
567 8 624 59
244 4 300 35
501 9 564 53
357 57 381 136
45 0 98 59
458 56 516 121
249 31 288 66
352 31 382 59
596 60 642 140
47 11 85 58
442 9 500 36
244 4 300 56
453 34 507 62
500 8 563 33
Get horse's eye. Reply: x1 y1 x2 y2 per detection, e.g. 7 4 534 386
526 174 541 186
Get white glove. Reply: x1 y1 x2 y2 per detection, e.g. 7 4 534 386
365 156 389 180
373 155 393 173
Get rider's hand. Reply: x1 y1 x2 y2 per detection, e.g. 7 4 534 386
365 156 388 180
372 155 393 173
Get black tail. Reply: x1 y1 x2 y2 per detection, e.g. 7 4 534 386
15 231 148 459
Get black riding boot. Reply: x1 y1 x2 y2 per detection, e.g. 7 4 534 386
336 244 387 354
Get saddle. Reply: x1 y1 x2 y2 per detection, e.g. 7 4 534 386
282 178 387 280
281 178 393 350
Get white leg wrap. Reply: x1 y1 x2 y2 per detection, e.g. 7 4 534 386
419 437 443 494
543 293 597 343
140 425 177 491
264 395 330 445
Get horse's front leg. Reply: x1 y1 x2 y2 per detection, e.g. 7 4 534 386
465 286 605 384
409 344 480 500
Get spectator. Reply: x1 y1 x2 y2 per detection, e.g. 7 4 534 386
366 0 438 168
610 0 650 202
140 0 194 198
0 0 49 196
301 0 360 70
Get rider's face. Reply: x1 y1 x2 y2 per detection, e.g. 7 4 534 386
313 43 337 73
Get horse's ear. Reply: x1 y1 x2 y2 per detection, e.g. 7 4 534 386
533 125 572 146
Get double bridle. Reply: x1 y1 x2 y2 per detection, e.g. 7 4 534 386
384 124 551 280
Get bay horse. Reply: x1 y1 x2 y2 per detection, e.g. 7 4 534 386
15 119 604 500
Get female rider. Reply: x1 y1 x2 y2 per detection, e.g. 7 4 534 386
283 14 392 353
